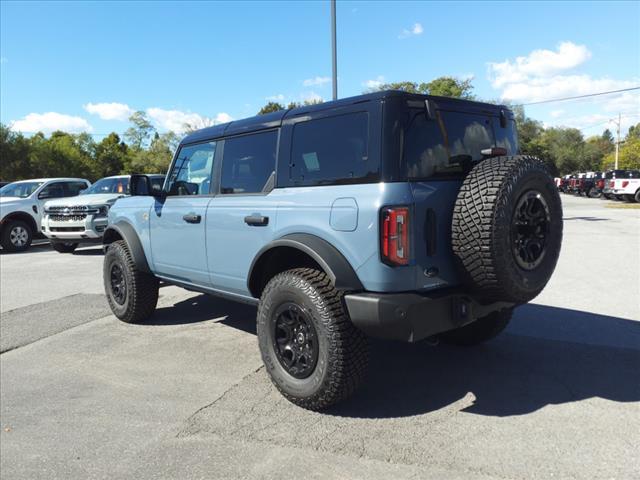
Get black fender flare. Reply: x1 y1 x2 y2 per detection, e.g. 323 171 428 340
247 233 363 297
103 221 151 274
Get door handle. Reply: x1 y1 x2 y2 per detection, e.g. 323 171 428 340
244 215 269 226
183 213 201 224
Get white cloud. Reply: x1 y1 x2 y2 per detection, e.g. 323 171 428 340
488 42 591 89
265 94 285 102
398 23 423 39
362 75 385 90
10 112 92 134
83 102 133 121
487 41 639 107
303 76 331 87
146 108 232 133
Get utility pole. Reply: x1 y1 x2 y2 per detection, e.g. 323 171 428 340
614 112 621 169
331 0 337 100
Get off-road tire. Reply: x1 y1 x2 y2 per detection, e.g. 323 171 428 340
257 268 369 411
1 220 33 252
103 240 159 323
452 155 563 304
440 308 513 346
51 241 78 253
635 189 640 203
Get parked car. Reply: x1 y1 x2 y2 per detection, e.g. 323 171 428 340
0 178 90 252
41 174 165 253
602 170 634 199
579 171 603 198
101 91 563 410
611 170 640 202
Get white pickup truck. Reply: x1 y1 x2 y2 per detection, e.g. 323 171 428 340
0 178 90 252
611 175 640 203
41 174 164 253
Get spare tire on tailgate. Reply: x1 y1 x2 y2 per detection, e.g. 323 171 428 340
452 155 562 304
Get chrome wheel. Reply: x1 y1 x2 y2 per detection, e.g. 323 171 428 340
10 226 29 247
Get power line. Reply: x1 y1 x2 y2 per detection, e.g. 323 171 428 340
517 86 640 106
578 113 640 132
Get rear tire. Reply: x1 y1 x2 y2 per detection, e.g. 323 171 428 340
103 240 159 323
257 268 369 410
635 189 640 203
441 309 513 346
51 241 78 253
452 155 563 304
1 220 33 252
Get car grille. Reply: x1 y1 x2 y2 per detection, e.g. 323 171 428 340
49 227 85 232
50 214 87 221
45 205 100 214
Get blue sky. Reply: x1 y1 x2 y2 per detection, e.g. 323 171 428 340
1 0 638 138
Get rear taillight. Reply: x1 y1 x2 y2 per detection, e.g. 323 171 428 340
381 206 410 266
597 180 604 189
622 181 629 188
610 180 615 188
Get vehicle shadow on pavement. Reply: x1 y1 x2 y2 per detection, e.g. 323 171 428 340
144 294 257 330
138 295 639 419
329 304 640 419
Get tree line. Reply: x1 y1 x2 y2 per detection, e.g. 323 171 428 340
1 77 638 182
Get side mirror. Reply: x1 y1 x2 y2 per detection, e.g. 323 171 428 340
130 174 164 198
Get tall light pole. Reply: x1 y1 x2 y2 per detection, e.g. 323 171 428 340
331 0 337 100
614 112 621 170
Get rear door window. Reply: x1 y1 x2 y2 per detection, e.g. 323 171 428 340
404 111 495 179
220 131 277 194
288 112 374 186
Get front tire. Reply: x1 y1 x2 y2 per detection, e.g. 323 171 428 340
103 240 159 323
440 308 513 346
51 241 78 253
257 268 369 410
1 220 33 252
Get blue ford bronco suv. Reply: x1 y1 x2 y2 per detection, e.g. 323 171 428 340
103 91 562 410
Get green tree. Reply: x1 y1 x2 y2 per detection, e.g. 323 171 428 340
258 102 285 115
371 76 475 99
93 133 129 178
0 124 32 181
124 111 155 149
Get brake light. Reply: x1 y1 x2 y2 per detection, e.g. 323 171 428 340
381 206 410 266
622 181 629 188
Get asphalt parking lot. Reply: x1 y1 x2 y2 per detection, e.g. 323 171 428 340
1 194 639 480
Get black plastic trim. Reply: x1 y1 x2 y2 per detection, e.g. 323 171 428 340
247 233 363 297
344 290 513 342
102 221 151 274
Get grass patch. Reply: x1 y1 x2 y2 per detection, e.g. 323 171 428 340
605 202 640 209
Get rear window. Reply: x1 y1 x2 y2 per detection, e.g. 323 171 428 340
288 112 376 186
404 110 515 180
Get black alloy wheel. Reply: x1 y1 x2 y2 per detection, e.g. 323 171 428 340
511 190 551 271
272 302 319 379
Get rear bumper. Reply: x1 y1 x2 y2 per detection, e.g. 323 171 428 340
344 290 514 342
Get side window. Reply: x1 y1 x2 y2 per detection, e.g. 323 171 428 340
64 181 89 196
289 112 372 186
220 131 277 194
166 142 216 196
39 182 66 199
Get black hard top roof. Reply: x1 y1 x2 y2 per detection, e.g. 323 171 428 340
181 90 512 145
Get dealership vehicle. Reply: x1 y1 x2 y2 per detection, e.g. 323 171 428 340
41 174 164 253
602 170 634 199
579 172 603 198
102 91 563 410
0 178 90 252
611 171 640 202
